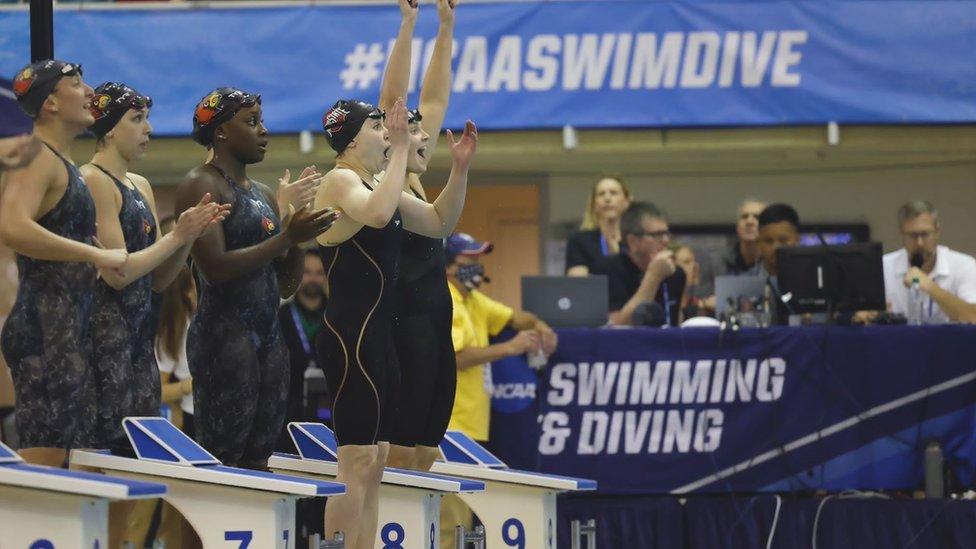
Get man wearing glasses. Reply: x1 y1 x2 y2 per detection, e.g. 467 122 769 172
606 201 686 326
883 201 976 323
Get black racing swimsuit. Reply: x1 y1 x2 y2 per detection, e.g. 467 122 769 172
89 165 161 452
0 144 98 448
187 165 289 465
390 186 457 447
317 180 403 446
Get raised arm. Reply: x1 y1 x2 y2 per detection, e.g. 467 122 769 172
379 0 418 112
316 100 411 240
399 120 477 237
417 0 457 154
175 169 334 284
0 150 126 270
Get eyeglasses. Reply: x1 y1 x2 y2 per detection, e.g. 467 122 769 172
637 230 671 240
902 230 935 241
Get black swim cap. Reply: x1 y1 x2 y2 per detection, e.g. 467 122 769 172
321 99 384 154
88 81 152 138
191 87 261 146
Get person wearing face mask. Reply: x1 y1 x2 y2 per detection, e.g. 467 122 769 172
566 174 632 276
1 60 129 467
441 232 557 547
444 232 560 442
81 82 226 460
883 201 976 323
313 96 476 549
376 0 467 473
174 87 339 470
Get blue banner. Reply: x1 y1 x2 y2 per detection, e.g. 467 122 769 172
509 325 976 494
1 1 975 134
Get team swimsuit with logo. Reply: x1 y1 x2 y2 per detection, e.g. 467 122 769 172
390 187 457 448
187 164 290 464
89 165 162 453
0 144 99 448
317 180 403 446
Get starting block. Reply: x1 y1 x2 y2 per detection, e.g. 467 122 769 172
70 417 345 548
430 431 598 549
268 422 486 549
0 439 166 548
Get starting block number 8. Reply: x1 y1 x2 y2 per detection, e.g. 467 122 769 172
381 523 405 549
502 518 526 549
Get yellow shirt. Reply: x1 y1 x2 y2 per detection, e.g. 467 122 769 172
448 282 514 441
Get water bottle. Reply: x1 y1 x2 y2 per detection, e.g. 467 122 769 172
527 349 547 370
908 278 923 325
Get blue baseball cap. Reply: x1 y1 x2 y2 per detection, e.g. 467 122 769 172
446 232 493 257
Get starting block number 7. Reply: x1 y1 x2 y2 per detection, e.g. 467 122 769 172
222 530 291 548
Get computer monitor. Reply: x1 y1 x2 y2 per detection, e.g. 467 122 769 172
776 242 885 314
714 275 767 318
521 276 608 327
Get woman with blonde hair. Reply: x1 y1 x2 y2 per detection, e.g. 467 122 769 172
566 174 632 276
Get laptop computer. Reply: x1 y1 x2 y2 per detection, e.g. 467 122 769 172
714 275 767 318
521 276 608 328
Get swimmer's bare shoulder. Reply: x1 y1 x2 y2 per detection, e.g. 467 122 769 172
315 167 364 246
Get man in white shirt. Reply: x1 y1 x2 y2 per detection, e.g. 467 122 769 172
883 201 976 323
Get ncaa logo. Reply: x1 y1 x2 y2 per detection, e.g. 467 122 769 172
490 331 537 414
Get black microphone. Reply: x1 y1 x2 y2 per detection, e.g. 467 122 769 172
633 301 666 327
910 252 925 269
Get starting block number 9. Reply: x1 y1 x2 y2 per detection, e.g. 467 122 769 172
381 522 405 549
502 518 526 549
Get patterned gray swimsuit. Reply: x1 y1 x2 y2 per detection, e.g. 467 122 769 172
187 165 289 466
89 165 161 452
0 144 98 448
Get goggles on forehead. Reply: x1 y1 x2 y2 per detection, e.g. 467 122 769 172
60 63 82 76
323 111 384 134
224 89 261 108
110 89 152 111
194 89 261 129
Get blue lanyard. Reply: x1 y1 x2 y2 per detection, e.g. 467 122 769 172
599 234 609 256
289 303 315 362
662 283 672 327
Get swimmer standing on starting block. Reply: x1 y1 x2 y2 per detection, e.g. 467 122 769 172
1 60 128 467
313 88 476 545
378 0 469 473
175 87 338 469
